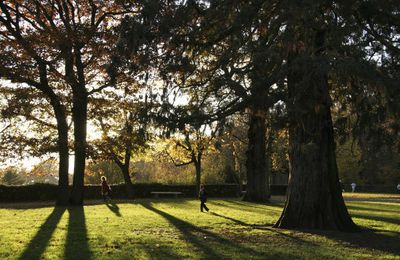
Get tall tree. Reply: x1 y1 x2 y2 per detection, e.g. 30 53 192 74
274 1 359 230
0 1 135 204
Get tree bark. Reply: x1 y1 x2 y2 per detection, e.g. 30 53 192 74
121 163 134 199
274 48 358 231
38 63 70 206
243 109 270 202
53 102 70 206
69 89 88 205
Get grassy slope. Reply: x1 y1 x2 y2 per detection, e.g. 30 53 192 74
0 193 399 259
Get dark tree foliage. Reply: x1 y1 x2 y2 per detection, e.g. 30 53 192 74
115 0 286 202
329 0 400 184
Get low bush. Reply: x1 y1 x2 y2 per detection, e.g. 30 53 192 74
1 183 397 202
0 183 287 202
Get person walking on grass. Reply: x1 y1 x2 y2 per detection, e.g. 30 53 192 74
101 176 112 202
199 184 209 212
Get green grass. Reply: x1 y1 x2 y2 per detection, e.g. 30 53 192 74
0 193 399 259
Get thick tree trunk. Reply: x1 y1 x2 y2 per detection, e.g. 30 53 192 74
121 117 134 199
243 110 270 202
120 163 134 199
70 90 88 205
52 101 70 206
37 64 70 205
274 50 358 231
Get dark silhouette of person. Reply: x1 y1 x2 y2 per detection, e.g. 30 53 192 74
199 184 209 212
101 176 111 202
339 179 345 192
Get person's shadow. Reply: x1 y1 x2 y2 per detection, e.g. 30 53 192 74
106 201 122 217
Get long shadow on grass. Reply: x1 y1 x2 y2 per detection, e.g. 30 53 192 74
352 213 400 226
304 228 400 255
211 200 282 213
19 207 66 260
65 207 92 259
210 212 316 247
347 204 400 214
227 199 283 208
140 202 265 259
210 212 272 229
106 202 122 217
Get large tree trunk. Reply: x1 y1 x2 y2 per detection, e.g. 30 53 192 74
243 109 270 202
54 104 70 206
121 165 134 199
121 116 134 199
274 47 358 231
40 66 70 205
69 90 88 205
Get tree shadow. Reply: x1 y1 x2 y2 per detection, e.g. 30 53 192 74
210 211 270 228
303 228 400 256
346 204 400 214
219 199 283 212
140 201 282 259
351 213 400 226
0 201 57 209
19 207 66 260
65 206 92 259
106 201 122 217
209 212 316 247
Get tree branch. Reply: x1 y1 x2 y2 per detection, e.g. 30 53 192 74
87 83 113 95
166 151 193 167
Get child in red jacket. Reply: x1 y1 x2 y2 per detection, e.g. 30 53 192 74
101 176 111 202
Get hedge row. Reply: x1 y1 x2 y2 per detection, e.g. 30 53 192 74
0 184 288 202
2 183 396 202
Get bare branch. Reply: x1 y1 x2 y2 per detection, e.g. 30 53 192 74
25 114 57 129
87 83 113 95
165 150 193 167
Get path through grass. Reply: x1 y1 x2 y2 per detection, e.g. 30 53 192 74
0 193 399 259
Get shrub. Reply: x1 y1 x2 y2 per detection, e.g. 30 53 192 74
0 183 289 202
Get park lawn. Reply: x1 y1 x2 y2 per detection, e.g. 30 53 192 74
343 192 400 200
0 195 398 259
